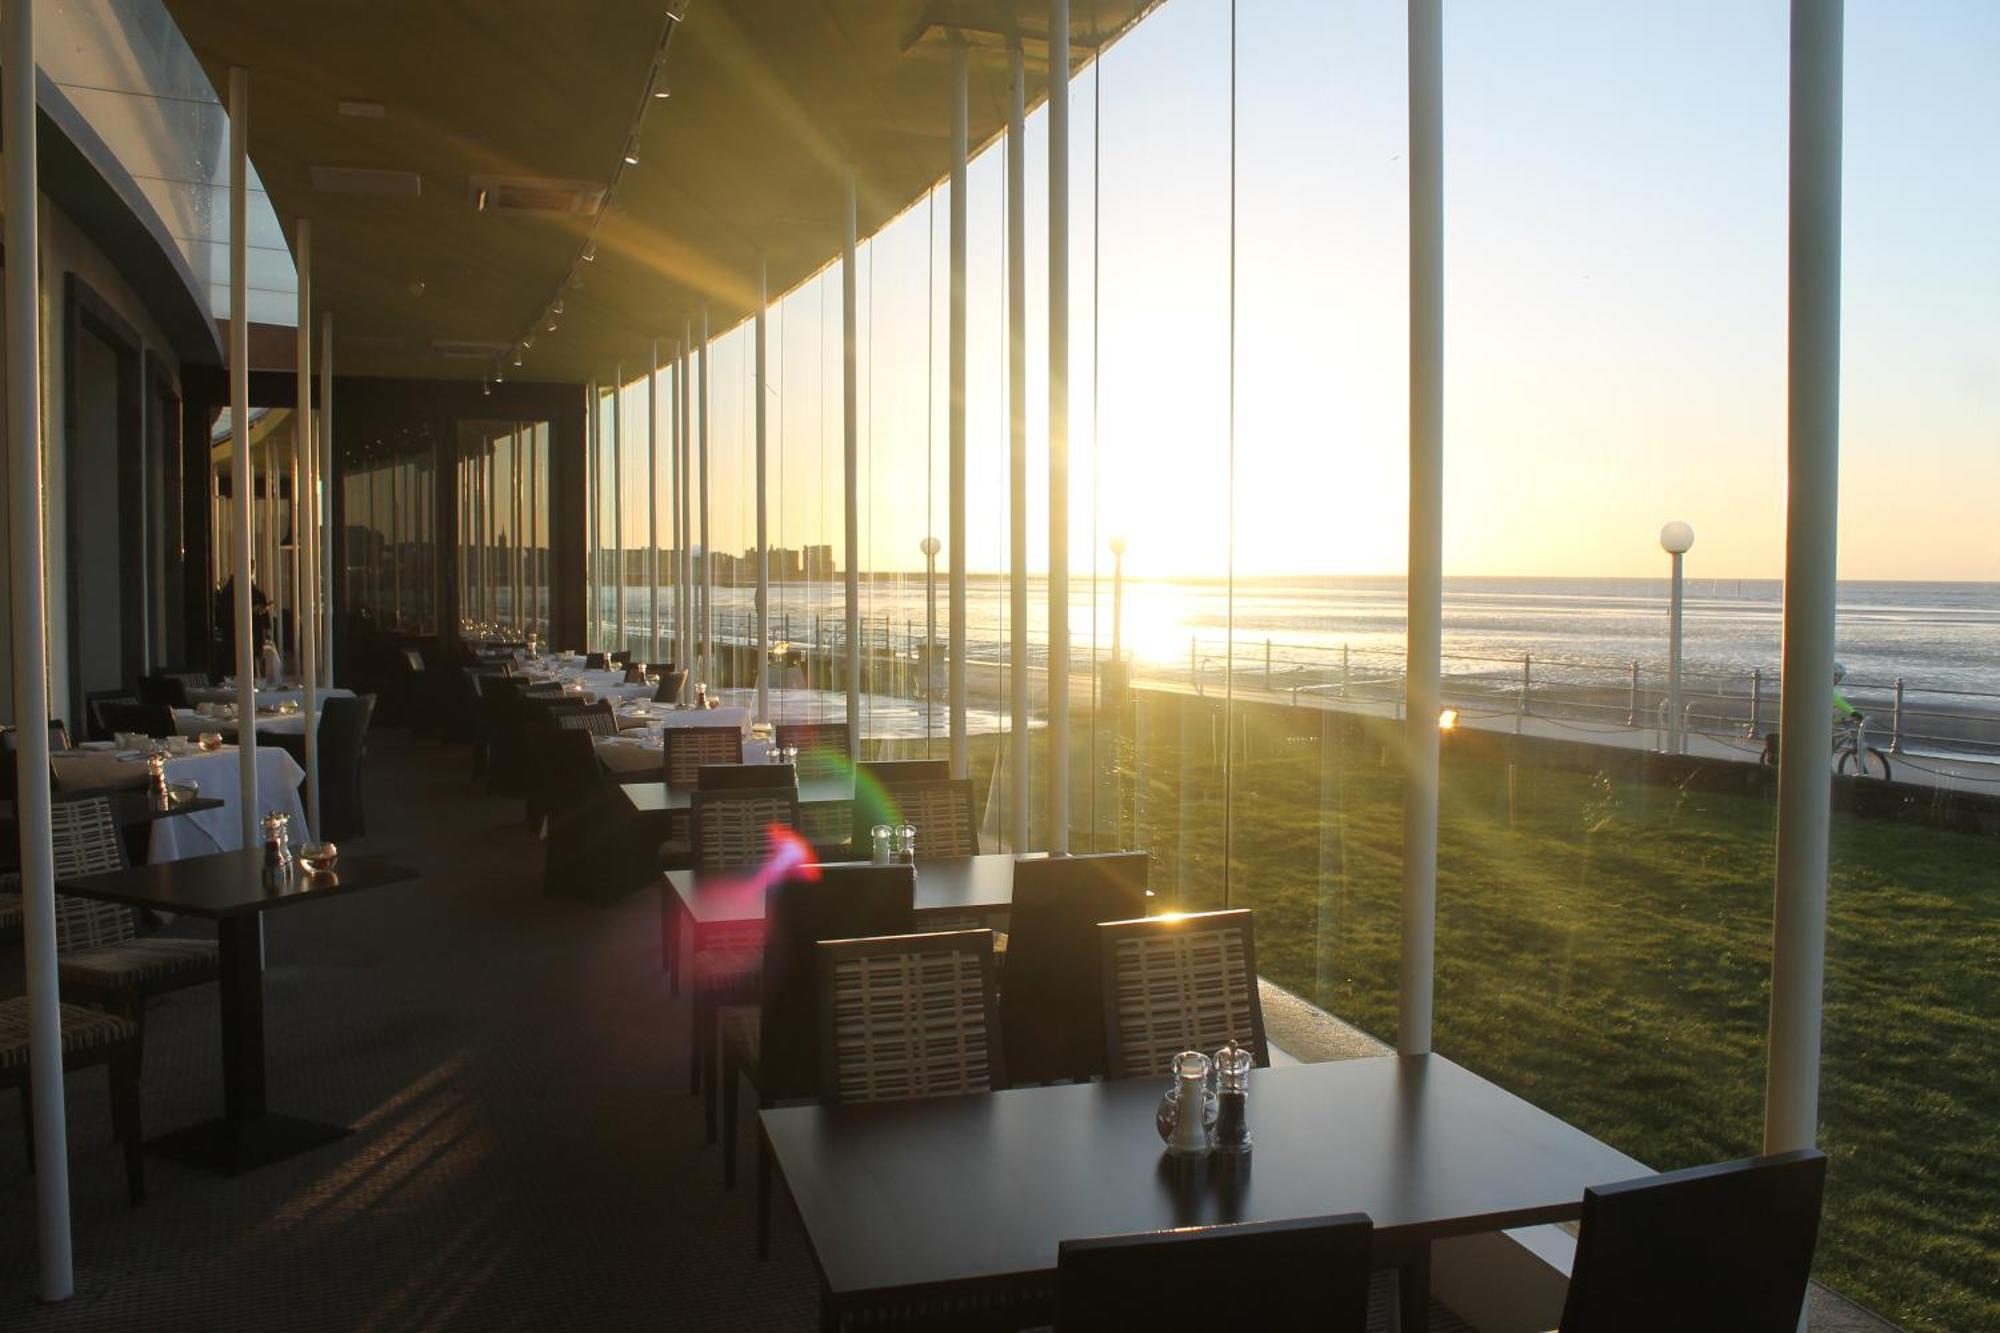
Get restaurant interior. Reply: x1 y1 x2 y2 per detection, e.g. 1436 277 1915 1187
0 1 1966 1330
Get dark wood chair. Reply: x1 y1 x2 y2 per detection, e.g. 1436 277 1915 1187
49 797 218 1069
1 996 146 1203
816 929 1003 1105
83 690 139 743
1 722 71 802
874 777 979 858
851 759 952 846
653 669 689 703
610 650 634 667
1056 1214 1374 1333
773 721 850 780
999 851 1150 1083
1559 1149 1827 1333
311 693 377 842
1099 909 1268 1080
96 702 177 741
697 763 796 791
714 864 915 1250
553 701 620 737
135 675 191 709
664 725 745 788
585 652 610 669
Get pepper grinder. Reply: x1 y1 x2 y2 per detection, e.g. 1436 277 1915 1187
1213 1039 1253 1154
262 810 295 872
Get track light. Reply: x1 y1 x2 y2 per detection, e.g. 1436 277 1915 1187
553 297 565 315
513 349 524 367
582 240 596 262
481 377 491 396
623 144 640 166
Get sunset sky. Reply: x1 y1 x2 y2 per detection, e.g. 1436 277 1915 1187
609 0 1998 585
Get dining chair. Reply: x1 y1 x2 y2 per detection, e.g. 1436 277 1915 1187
585 652 610 669
1056 1215 1374 1333
773 722 850 780
1 721 71 802
1098 909 1268 1080
697 763 796 791
816 928 1004 1106
664 724 744 788
1557 1149 1827 1333
713 865 915 1248
84 690 139 743
652 669 689 704
611 650 634 667
135 674 192 709
49 796 218 1063
999 851 1150 1084
315 694 377 841
850 759 952 846
96 702 177 741
874 777 979 858
552 701 619 737
1 995 146 1203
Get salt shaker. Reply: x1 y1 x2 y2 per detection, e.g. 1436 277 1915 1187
1167 1050 1214 1157
1213 1039 1253 1153
896 823 918 864
870 824 895 865
262 810 294 871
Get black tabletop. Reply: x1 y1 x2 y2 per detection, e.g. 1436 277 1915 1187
622 773 855 814
3 791 226 828
666 851 1047 926
55 848 417 920
762 1053 1647 1303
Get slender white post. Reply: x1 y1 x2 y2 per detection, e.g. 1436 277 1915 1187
1662 521 1694 755
229 67 260 850
6 0 76 1295
669 343 683 669
923 537 940 741
1047 0 1072 854
755 255 770 720
1767 0 1843 1166
680 320 694 698
297 220 320 835
1006 42 1029 851
698 304 711 684
843 172 861 757
585 378 598 648
319 311 333 684
611 362 626 654
511 425 523 627
649 339 661 665
1400 0 1442 1056
948 38 969 779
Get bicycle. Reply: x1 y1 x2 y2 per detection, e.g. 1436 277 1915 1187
1758 714 1892 780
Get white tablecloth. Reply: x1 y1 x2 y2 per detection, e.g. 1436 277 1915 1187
50 746 308 860
594 734 770 775
613 703 751 734
186 684 355 711
172 708 308 737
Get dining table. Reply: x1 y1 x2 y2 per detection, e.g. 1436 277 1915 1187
762 1052 1648 1331
185 683 355 712
2 790 226 870
55 847 419 1174
49 744 309 860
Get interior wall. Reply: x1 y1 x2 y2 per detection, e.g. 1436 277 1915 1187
0 185 187 730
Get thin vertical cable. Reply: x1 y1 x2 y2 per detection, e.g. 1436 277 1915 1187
1222 0 1237 906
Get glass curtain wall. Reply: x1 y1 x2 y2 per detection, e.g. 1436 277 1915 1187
343 432 437 637
573 10 1996 1324
455 420 550 641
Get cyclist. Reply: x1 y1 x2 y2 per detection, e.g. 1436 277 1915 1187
1831 662 1861 724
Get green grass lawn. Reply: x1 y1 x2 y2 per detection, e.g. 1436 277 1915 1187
1079 693 1998 1332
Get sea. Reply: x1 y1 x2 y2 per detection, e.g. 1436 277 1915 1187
594 576 2000 703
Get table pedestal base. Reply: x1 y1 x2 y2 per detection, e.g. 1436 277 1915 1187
149 1112 351 1175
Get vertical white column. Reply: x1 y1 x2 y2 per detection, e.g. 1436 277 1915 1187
668 343 682 669
230 67 260 850
755 256 770 720
611 364 625 653
948 38 969 780
1047 0 1072 854
5 0 75 1295
585 378 598 649
1401 0 1442 1056
680 319 694 699
648 339 661 665
843 173 861 757
511 426 523 626
297 220 320 836
1766 0 1843 1163
698 305 711 684
319 312 333 684
1006 42 1029 851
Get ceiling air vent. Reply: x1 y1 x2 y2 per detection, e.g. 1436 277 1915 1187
430 340 511 360
311 165 422 197
469 174 605 217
